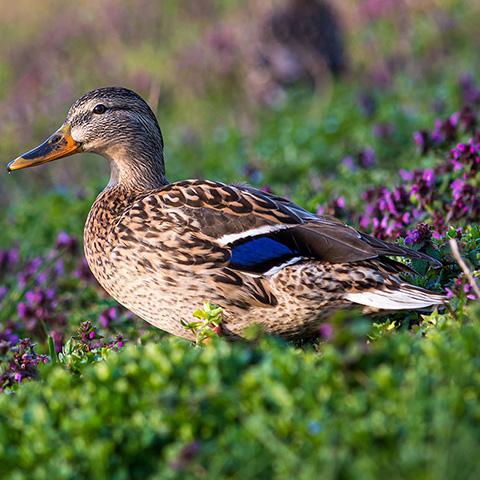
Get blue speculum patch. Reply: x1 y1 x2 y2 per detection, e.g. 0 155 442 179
229 236 299 272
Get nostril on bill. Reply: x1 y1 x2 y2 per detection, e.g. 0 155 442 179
50 134 62 144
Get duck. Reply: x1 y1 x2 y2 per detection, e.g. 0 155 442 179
7 87 445 340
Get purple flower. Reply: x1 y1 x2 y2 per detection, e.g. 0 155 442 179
54 259 65 276
430 114 459 146
17 257 43 288
359 153 471 241
336 197 346 209
171 441 201 471
423 169 434 187
449 138 480 175
316 196 350 220
413 130 428 152
0 286 7 302
107 335 125 350
404 231 419 245
0 248 19 274
77 321 103 348
17 302 28 320
357 92 376 117
459 105 477 132
0 338 48 391
319 323 333 340
0 325 19 351
463 283 478 301
373 122 394 139
55 231 78 255
243 164 263 184
451 178 465 198
400 169 414 181
341 156 356 171
358 148 376 169
50 330 64 353
74 257 94 282
98 307 118 329
316 205 325 216
16 287 65 337
404 224 432 246
341 149 376 171
446 275 478 302
459 74 480 106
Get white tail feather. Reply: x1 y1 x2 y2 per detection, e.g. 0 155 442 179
345 286 445 310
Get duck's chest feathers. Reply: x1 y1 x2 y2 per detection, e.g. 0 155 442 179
83 186 143 290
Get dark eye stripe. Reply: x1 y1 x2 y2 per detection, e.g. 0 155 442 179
109 106 130 112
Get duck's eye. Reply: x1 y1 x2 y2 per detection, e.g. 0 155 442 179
93 104 107 114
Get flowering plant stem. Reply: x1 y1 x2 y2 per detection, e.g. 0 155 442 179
449 239 480 299
47 335 58 364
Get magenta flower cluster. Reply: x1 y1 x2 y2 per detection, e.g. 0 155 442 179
315 98 480 308
76 321 124 351
0 232 127 390
0 338 48 391
357 108 480 241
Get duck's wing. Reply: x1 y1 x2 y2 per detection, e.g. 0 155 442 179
229 183 440 272
113 180 440 278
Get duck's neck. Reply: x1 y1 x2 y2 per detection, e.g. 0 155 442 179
104 142 168 191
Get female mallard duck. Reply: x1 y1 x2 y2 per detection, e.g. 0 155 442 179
7 87 445 340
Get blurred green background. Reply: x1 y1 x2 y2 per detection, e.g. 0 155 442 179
1 0 480 228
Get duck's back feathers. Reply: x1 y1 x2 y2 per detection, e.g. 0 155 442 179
236 184 441 267
112 180 440 278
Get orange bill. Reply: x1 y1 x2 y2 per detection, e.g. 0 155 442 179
7 124 81 172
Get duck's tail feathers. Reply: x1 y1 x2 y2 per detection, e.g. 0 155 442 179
345 284 447 310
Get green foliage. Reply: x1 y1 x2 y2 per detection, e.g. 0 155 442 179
181 302 223 345
1 310 480 480
57 321 123 375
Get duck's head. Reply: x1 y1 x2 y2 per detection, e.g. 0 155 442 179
7 87 166 188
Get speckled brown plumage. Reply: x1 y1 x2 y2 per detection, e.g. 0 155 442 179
83 178 444 340
9 87 447 341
